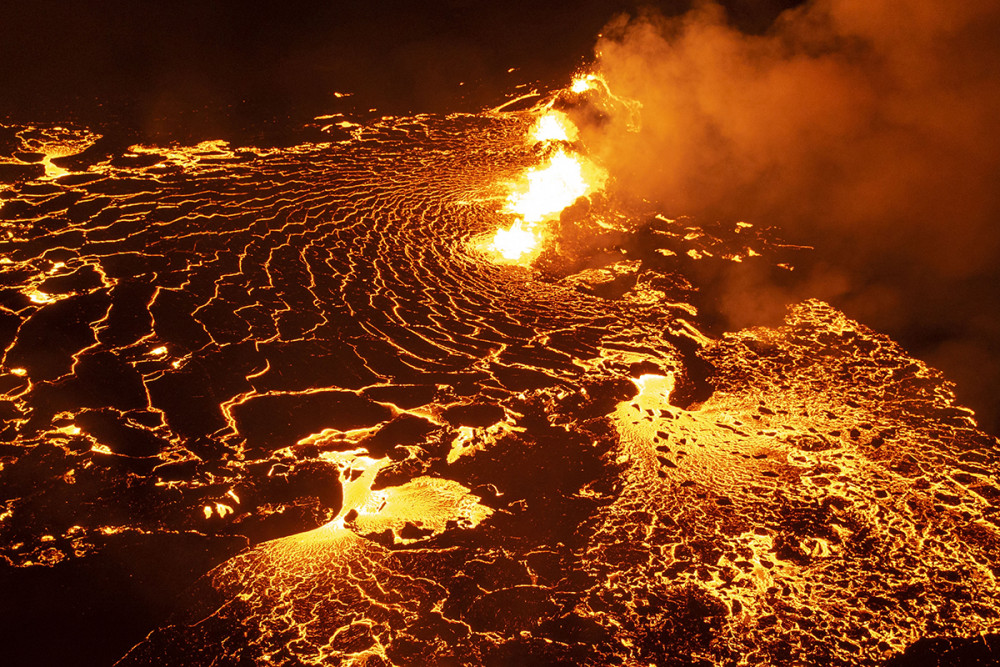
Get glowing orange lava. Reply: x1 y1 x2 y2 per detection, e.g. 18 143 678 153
489 107 606 262
570 73 599 93
530 110 578 143
505 148 593 223
491 219 540 261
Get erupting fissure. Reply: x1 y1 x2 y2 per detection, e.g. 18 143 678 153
2 52 998 667
488 78 608 262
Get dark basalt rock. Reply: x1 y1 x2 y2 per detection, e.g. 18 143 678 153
0 532 247 667
5 291 111 381
74 408 168 457
0 162 44 183
232 389 393 452
363 414 439 457
442 402 505 427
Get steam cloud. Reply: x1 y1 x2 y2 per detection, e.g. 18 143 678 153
586 0 1000 431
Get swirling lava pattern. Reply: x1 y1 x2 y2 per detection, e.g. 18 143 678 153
0 111 999 666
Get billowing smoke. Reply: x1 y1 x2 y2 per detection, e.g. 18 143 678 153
583 0 1000 432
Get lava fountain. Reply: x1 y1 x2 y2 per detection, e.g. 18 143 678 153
488 107 606 262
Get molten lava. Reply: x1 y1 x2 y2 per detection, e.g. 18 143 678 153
491 219 540 261
489 107 606 262
531 110 578 143
505 148 593 223
571 73 599 93
3 67 999 667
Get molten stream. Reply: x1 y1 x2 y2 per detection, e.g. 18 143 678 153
489 110 605 261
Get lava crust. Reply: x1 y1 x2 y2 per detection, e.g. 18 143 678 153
0 108 997 666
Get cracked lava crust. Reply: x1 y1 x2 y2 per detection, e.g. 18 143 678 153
0 86 998 666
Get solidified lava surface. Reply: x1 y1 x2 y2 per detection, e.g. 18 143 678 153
0 103 998 666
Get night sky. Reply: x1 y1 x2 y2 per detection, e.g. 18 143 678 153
0 1 802 141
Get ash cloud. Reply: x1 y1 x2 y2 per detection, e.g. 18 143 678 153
585 0 1000 432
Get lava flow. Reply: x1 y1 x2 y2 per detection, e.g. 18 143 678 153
0 72 998 667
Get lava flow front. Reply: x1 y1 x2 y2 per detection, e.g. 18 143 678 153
0 75 998 667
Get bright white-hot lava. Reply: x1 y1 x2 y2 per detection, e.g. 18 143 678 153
505 148 592 224
571 73 599 93
489 106 606 262
531 110 578 143
491 220 540 261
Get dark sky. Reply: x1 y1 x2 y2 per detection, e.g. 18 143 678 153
0 1 802 142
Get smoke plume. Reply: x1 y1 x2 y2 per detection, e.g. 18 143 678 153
586 0 1000 432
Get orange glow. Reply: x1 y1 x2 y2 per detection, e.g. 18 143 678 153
505 148 593 223
26 289 55 304
570 73 599 93
491 220 540 261
531 110 578 143
489 144 606 262
0 69 994 665
486 76 622 263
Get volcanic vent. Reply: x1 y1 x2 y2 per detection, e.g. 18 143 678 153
0 76 998 666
